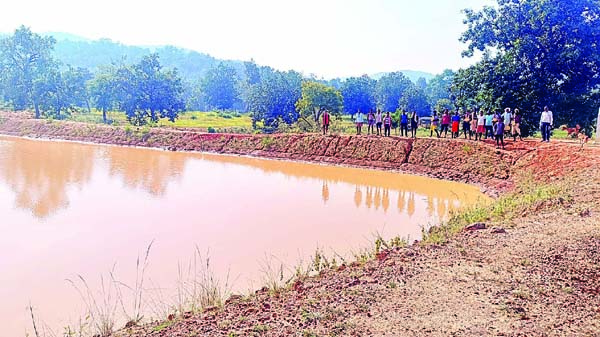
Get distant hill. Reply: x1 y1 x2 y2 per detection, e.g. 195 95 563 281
371 70 435 83
48 35 244 81
45 32 91 42
1 31 437 83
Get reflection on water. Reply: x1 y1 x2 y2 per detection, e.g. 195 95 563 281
103 145 186 196
0 137 478 220
0 136 486 336
0 138 95 218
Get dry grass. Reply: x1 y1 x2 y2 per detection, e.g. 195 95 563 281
174 247 232 315
422 180 568 244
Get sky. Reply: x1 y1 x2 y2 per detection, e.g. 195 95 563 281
0 0 494 78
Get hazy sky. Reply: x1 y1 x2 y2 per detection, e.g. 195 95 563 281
0 0 494 78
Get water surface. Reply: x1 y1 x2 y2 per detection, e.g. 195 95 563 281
0 136 486 335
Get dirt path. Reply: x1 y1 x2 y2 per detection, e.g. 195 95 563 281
114 143 600 336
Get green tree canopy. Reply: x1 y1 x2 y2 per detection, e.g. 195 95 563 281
0 26 57 118
246 66 302 130
426 69 454 105
457 0 600 129
399 85 431 116
202 62 239 110
375 72 413 112
295 81 343 125
341 75 376 115
114 54 185 125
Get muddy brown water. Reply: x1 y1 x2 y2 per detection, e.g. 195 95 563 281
0 136 487 336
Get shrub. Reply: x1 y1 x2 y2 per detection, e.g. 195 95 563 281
207 127 216 133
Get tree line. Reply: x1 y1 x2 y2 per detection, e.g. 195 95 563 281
0 26 446 128
1 0 599 132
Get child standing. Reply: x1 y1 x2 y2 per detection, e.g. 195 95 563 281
494 119 506 149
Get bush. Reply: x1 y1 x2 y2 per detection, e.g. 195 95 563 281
207 127 216 133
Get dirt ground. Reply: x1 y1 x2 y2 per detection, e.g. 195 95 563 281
112 141 600 336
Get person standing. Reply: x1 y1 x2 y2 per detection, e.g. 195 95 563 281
430 111 440 138
512 109 523 141
355 110 364 135
462 110 472 139
451 111 461 138
410 111 419 138
502 108 513 137
485 111 494 139
367 110 375 135
470 110 478 139
375 110 383 136
384 112 392 137
400 111 409 137
441 109 451 138
322 109 330 135
494 119 506 149
476 111 486 141
540 106 553 142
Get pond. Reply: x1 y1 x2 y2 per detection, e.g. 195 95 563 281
0 136 486 336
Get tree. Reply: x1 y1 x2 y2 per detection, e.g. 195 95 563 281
62 66 92 112
0 26 57 118
426 69 455 105
89 65 120 123
458 0 600 129
341 75 376 115
416 77 427 91
113 54 185 126
295 81 343 127
246 66 302 130
374 72 413 112
32 66 91 119
202 62 239 110
435 98 454 113
399 85 431 116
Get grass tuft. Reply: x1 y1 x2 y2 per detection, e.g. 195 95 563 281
422 181 569 245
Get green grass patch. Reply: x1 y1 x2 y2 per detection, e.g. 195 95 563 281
422 181 569 245
152 320 174 332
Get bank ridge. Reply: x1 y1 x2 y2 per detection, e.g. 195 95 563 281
0 117 517 193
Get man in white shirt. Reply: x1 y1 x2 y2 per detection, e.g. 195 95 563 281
540 106 553 142
503 108 513 135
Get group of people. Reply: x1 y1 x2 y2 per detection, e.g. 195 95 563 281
321 106 556 149
353 110 420 138
430 108 524 149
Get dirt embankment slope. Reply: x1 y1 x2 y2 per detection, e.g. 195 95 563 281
0 117 519 194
